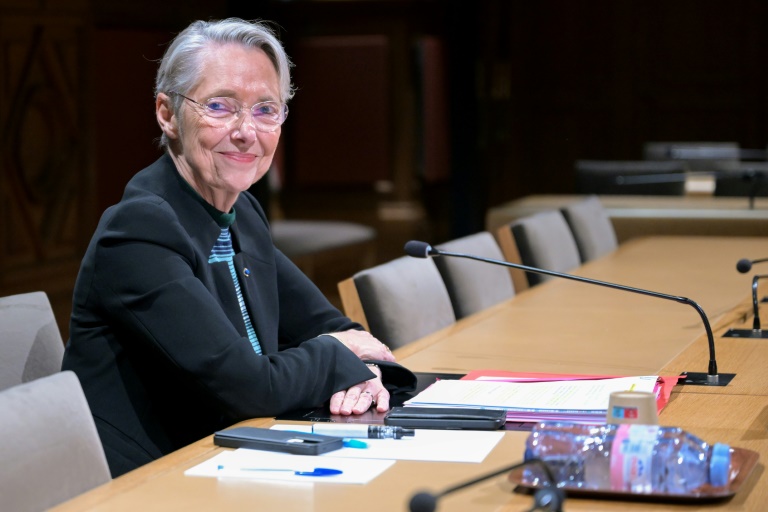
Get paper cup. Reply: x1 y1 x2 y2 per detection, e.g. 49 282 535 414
606 390 658 425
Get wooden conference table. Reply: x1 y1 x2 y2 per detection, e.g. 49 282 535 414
53 236 768 512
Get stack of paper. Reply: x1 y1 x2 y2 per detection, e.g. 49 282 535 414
404 375 661 424
184 428 506 485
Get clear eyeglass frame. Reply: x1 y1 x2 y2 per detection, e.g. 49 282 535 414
172 92 288 133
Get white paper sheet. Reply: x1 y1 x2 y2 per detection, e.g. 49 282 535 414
271 424 505 463
404 375 658 413
184 449 395 485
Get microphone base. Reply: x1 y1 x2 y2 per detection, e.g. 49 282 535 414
722 328 768 339
678 372 736 386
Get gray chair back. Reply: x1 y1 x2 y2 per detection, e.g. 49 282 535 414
575 160 687 196
434 232 515 319
352 256 455 349
511 211 581 287
0 291 64 392
560 196 618 262
0 371 111 511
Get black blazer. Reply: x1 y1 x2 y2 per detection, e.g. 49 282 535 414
63 154 412 477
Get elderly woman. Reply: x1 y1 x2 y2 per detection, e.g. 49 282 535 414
62 18 414 478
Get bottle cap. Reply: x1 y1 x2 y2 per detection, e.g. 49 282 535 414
606 391 658 425
709 443 731 488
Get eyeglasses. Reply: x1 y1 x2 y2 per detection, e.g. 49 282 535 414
173 92 288 133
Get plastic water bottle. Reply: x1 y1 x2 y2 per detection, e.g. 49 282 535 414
523 422 731 494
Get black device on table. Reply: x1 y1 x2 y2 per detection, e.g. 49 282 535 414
276 372 530 430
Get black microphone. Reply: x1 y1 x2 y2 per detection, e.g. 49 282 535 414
723 274 768 339
404 240 735 386
736 257 768 274
737 259 753 273
409 458 564 512
736 257 768 304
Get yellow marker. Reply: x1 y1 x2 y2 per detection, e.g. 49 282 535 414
629 384 636 391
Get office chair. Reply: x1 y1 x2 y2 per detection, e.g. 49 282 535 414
338 256 456 349
560 196 619 262
434 232 515 319
574 160 687 196
0 371 111 511
509 211 581 287
0 291 65 392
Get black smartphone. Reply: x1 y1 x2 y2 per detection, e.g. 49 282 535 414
213 427 343 455
384 407 506 430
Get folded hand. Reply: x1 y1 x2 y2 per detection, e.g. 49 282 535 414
329 370 390 415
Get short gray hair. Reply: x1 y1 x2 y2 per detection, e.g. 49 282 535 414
155 18 294 147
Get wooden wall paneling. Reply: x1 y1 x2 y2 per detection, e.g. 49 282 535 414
290 34 391 187
92 29 168 214
388 18 418 203
417 35 450 185
0 7 91 341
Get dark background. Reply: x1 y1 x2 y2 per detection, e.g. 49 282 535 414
2 0 767 336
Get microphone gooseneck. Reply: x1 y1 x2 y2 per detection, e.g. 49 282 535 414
736 259 768 331
722 258 768 337
750 275 768 330
408 458 563 512
405 240 733 386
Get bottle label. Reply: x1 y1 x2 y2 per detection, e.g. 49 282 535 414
610 424 659 492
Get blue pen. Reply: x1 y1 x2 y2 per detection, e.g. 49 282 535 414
217 464 342 476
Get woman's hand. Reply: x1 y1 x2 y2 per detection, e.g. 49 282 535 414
329 366 390 415
328 329 396 362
